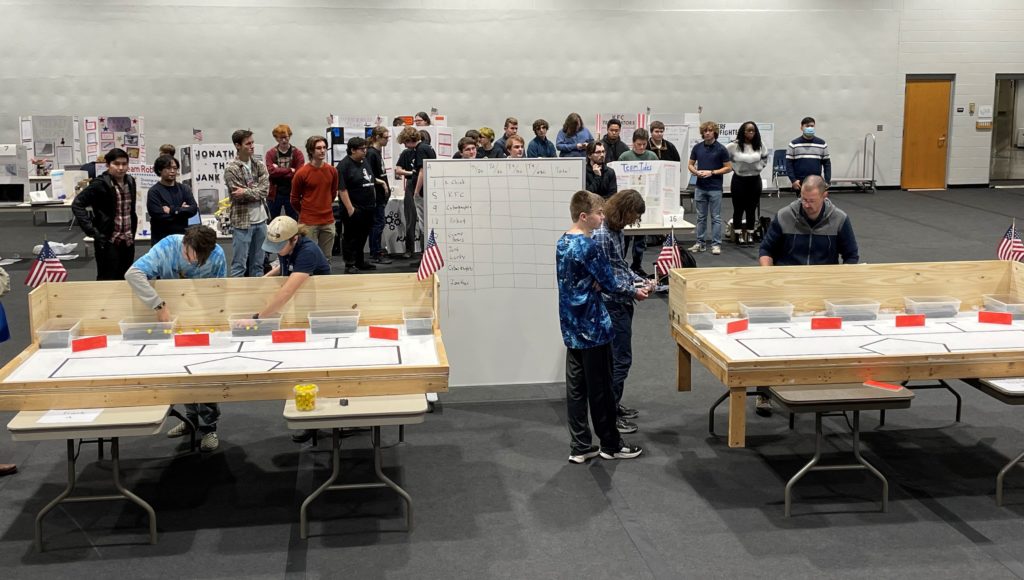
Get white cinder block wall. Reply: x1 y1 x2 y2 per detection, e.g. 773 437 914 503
0 0 1020 187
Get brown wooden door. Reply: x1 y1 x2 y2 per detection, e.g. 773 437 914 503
901 79 951 189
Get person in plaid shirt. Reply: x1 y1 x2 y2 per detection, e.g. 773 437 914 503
72 147 138 280
224 129 270 277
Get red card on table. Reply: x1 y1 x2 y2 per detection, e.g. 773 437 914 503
864 380 903 391
272 330 306 343
895 314 926 327
811 317 842 330
175 333 210 347
726 319 749 334
979 310 1013 325
369 326 399 340
71 335 107 352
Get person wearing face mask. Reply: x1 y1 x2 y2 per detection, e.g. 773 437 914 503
124 225 227 451
785 116 831 193
147 155 198 244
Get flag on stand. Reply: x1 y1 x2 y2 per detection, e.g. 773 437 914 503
417 229 445 281
24 240 68 288
997 222 1024 262
192 128 204 142
655 232 682 277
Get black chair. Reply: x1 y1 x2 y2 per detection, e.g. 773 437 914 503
770 149 788 196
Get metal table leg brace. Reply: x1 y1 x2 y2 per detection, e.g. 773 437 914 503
35 438 157 551
299 426 412 539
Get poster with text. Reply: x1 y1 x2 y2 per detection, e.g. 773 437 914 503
83 115 145 167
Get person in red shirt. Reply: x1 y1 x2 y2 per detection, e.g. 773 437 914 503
290 136 339 259
265 124 304 220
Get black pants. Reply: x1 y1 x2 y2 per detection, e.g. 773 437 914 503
566 343 621 454
403 189 419 254
332 205 344 256
342 206 374 267
731 173 761 231
94 239 135 281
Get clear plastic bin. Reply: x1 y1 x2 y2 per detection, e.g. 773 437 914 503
228 313 282 337
983 294 1024 320
119 316 177 342
308 309 360 335
294 384 318 412
686 303 716 330
36 318 81 349
403 307 435 335
904 296 961 318
824 298 881 321
738 300 794 324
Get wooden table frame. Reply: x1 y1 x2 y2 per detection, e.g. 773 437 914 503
0 273 449 411
669 260 1024 448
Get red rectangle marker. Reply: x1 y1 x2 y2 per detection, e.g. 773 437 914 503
895 314 926 327
726 319 749 334
272 330 306 343
369 326 399 340
71 335 107 352
864 380 903 392
979 310 1013 325
811 317 843 330
175 333 210 347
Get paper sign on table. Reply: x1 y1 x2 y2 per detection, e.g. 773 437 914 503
811 317 842 330
272 330 306 343
895 314 926 327
864 380 903 392
726 319 749 334
369 326 399 340
979 311 1013 325
71 335 107 352
175 333 210 347
37 409 103 424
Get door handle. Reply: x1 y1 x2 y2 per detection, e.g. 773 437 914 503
938 135 947 147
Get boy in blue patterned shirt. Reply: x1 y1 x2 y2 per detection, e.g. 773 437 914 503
556 191 648 463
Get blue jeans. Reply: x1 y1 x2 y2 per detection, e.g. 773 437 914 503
694 188 723 246
370 204 387 256
606 300 634 405
231 222 267 277
268 192 297 220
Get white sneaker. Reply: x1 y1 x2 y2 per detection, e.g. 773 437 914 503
166 421 190 438
200 432 219 452
688 243 706 252
711 245 721 255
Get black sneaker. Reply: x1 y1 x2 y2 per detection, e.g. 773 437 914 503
616 418 638 434
291 429 316 443
344 266 360 274
568 445 600 464
373 253 393 264
600 443 644 460
617 404 639 419
357 263 377 271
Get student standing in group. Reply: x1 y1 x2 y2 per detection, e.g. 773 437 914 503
600 118 629 164
158 144 176 158
592 189 652 434
452 129 480 159
125 225 226 451
72 147 138 280
727 121 770 245
457 137 478 160
648 121 681 162
265 124 304 220
618 128 658 161
337 137 377 274
556 113 593 158
291 136 339 260
366 126 393 264
688 121 732 256
504 135 526 158
413 112 431 126
477 127 507 159
494 117 518 153
224 129 270 277
527 119 557 158
147 154 198 244
786 116 831 192
394 127 421 258
557 190 646 463
585 141 617 199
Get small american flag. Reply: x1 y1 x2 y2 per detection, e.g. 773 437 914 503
998 222 1024 262
192 128 204 142
417 229 445 281
655 232 682 277
25 240 68 288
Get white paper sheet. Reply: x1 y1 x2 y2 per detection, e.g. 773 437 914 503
37 408 102 424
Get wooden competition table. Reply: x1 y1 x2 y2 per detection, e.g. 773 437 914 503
669 260 1024 448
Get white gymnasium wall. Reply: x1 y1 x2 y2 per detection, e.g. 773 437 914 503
0 0 1020 187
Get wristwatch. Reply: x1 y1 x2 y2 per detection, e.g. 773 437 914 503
154 301 166 311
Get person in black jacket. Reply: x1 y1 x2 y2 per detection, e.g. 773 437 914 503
72 148 138 280
585 141 618 199
648 121 681 162
601 118 629 164
147 155 198 244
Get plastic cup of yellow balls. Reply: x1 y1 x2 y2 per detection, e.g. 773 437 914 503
294 383 318 412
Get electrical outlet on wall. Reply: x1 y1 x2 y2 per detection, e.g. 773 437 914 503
877 125 884 131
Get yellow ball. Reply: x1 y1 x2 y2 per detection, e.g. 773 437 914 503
146 328 152 334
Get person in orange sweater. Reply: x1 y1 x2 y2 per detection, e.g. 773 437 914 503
290 136 339 259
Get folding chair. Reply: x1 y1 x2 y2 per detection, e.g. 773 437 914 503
770 149 789 197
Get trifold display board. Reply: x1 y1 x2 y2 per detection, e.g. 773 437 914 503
181 143 265 224
606 161 681 225
424 158 584 387
82 115 145 166
19 115 81 173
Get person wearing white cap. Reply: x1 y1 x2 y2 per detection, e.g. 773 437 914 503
257 215 331 443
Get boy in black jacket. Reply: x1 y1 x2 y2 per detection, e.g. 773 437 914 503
72 147 138 280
